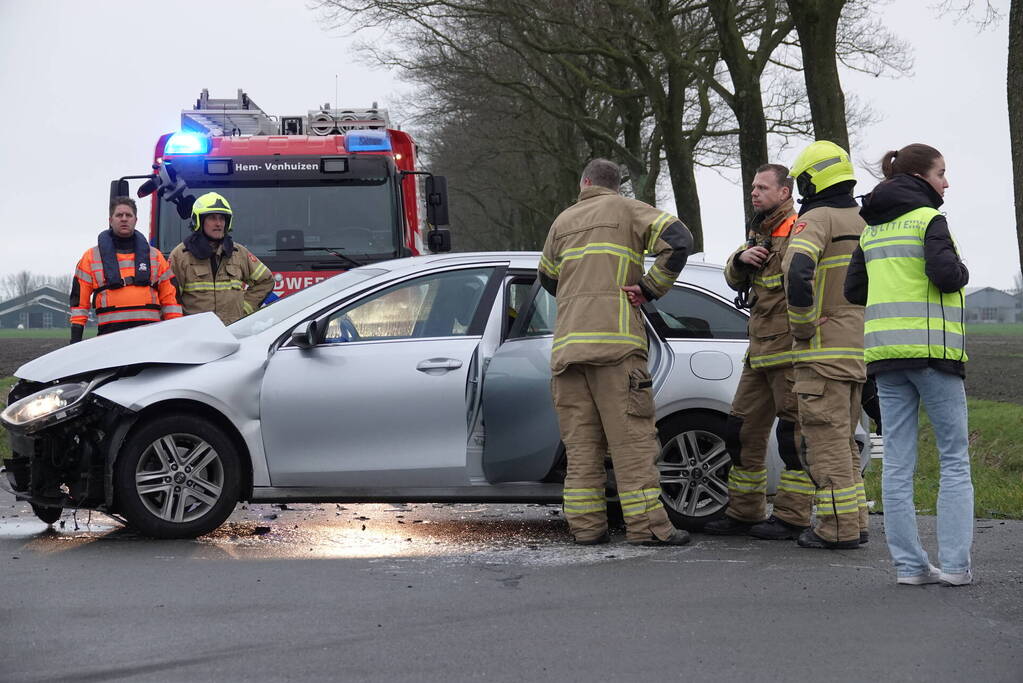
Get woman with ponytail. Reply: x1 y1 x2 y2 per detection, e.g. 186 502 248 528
844 143 974 586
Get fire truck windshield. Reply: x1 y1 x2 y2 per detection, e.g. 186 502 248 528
156 179 399 267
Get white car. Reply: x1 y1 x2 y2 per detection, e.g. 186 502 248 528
1 252 868 538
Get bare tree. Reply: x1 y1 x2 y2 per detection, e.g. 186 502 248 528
934 0 1020 279
1010 0 1022 281
787 0 849 148
0 271 40 302
39 273 74 295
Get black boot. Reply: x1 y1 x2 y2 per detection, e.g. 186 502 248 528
797 528 860 550
748 515 808 540
703 516 758 536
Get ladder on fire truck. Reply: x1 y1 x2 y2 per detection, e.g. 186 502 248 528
180 89 391 137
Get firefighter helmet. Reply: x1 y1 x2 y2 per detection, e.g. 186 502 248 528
190 192 234 232
790 140 856 197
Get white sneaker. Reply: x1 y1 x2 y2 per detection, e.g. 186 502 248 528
897 564 941 585
939 568 973 586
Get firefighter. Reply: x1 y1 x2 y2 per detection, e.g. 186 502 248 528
169 192 274 325
69 197 182 342
704 164 815 540
539 158 694 546
781 140 869 550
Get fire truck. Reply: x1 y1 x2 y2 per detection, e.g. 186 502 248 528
113 89 450 296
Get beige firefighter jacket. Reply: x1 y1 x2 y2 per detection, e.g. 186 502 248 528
539 185 692 375
724 200 798 369
781 204 866 382
169 241 274 326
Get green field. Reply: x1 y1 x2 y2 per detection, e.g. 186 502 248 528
966 323 1023 336
0 328 95 339
864 398 1023 519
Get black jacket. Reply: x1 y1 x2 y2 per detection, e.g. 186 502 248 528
844 174 969 377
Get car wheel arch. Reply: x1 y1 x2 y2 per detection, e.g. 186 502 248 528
110 400 253 507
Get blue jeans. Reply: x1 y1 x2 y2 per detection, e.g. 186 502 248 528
876 368 973 577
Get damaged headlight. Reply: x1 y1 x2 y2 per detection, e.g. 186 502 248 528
1 382 89 433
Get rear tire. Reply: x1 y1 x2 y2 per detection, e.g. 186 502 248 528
114 414 240 539
656 413 731 531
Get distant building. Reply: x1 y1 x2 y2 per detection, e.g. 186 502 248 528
964 286 1021 323
0 285 71 329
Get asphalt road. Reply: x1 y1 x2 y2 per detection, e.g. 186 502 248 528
1 491 1020 683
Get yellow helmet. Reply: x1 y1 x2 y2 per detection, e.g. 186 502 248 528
790 140 856 196
190 192 233 232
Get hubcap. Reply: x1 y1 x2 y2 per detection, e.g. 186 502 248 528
656 428 730 519
134 433 224 524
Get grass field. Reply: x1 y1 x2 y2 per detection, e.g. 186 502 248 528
965 323 1023 336
864 397 1023 520
0 328 95 339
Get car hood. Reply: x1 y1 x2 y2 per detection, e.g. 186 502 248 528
16 313 241 383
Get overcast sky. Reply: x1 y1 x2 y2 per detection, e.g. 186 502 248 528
0 0 1016 289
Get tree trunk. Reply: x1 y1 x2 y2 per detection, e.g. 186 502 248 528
1009 0 1023 279
787 0 849 151
664 138 704 253
709 0 772 222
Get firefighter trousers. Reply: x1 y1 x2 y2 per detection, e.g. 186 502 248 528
551 355 675 543
795 367 867 543
725 363 813 526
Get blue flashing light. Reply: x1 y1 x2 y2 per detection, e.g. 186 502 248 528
346 129 391 152
164 131 210 155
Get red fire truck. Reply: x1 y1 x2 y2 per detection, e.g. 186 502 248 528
113 89 450 296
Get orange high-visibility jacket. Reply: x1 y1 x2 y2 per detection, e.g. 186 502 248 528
70 244 183 332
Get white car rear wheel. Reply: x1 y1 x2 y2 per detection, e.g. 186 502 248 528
656 413 731 530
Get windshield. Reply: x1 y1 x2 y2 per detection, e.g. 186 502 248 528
157 181 399 266
229 267 386 339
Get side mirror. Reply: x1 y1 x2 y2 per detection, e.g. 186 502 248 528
425 175 449 227
290 319 319 349
109 180 130 203
427 228 452 253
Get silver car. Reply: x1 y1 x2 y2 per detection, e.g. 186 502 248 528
1 252 867 538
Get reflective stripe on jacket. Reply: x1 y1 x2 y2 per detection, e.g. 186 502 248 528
70 245 182 328
781 205 866 382
860 206 967 364
169 241 274 325
724 208 797 369
540 185 692 374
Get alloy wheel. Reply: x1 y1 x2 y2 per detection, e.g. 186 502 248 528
134 433 225 524
656 428 731 520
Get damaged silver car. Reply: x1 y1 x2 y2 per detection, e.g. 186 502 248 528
1 253 869 538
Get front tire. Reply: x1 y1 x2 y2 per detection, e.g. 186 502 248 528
30 503 62 525
656 413 731 531
114 415 240 539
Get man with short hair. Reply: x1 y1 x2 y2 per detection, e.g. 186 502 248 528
169 192 274 325
705 163 815 540
539 158 694 546
69 197 182 342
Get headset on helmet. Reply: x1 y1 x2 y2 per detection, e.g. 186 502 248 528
190 192 233 232
789 140 856 197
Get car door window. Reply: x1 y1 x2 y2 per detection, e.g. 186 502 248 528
323 267 494 342
650 286 748 339
504 276 538 338
508 284 558 339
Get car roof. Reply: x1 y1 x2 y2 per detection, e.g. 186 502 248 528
379 251 731 299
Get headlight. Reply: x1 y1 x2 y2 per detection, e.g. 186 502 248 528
1 383 89 433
